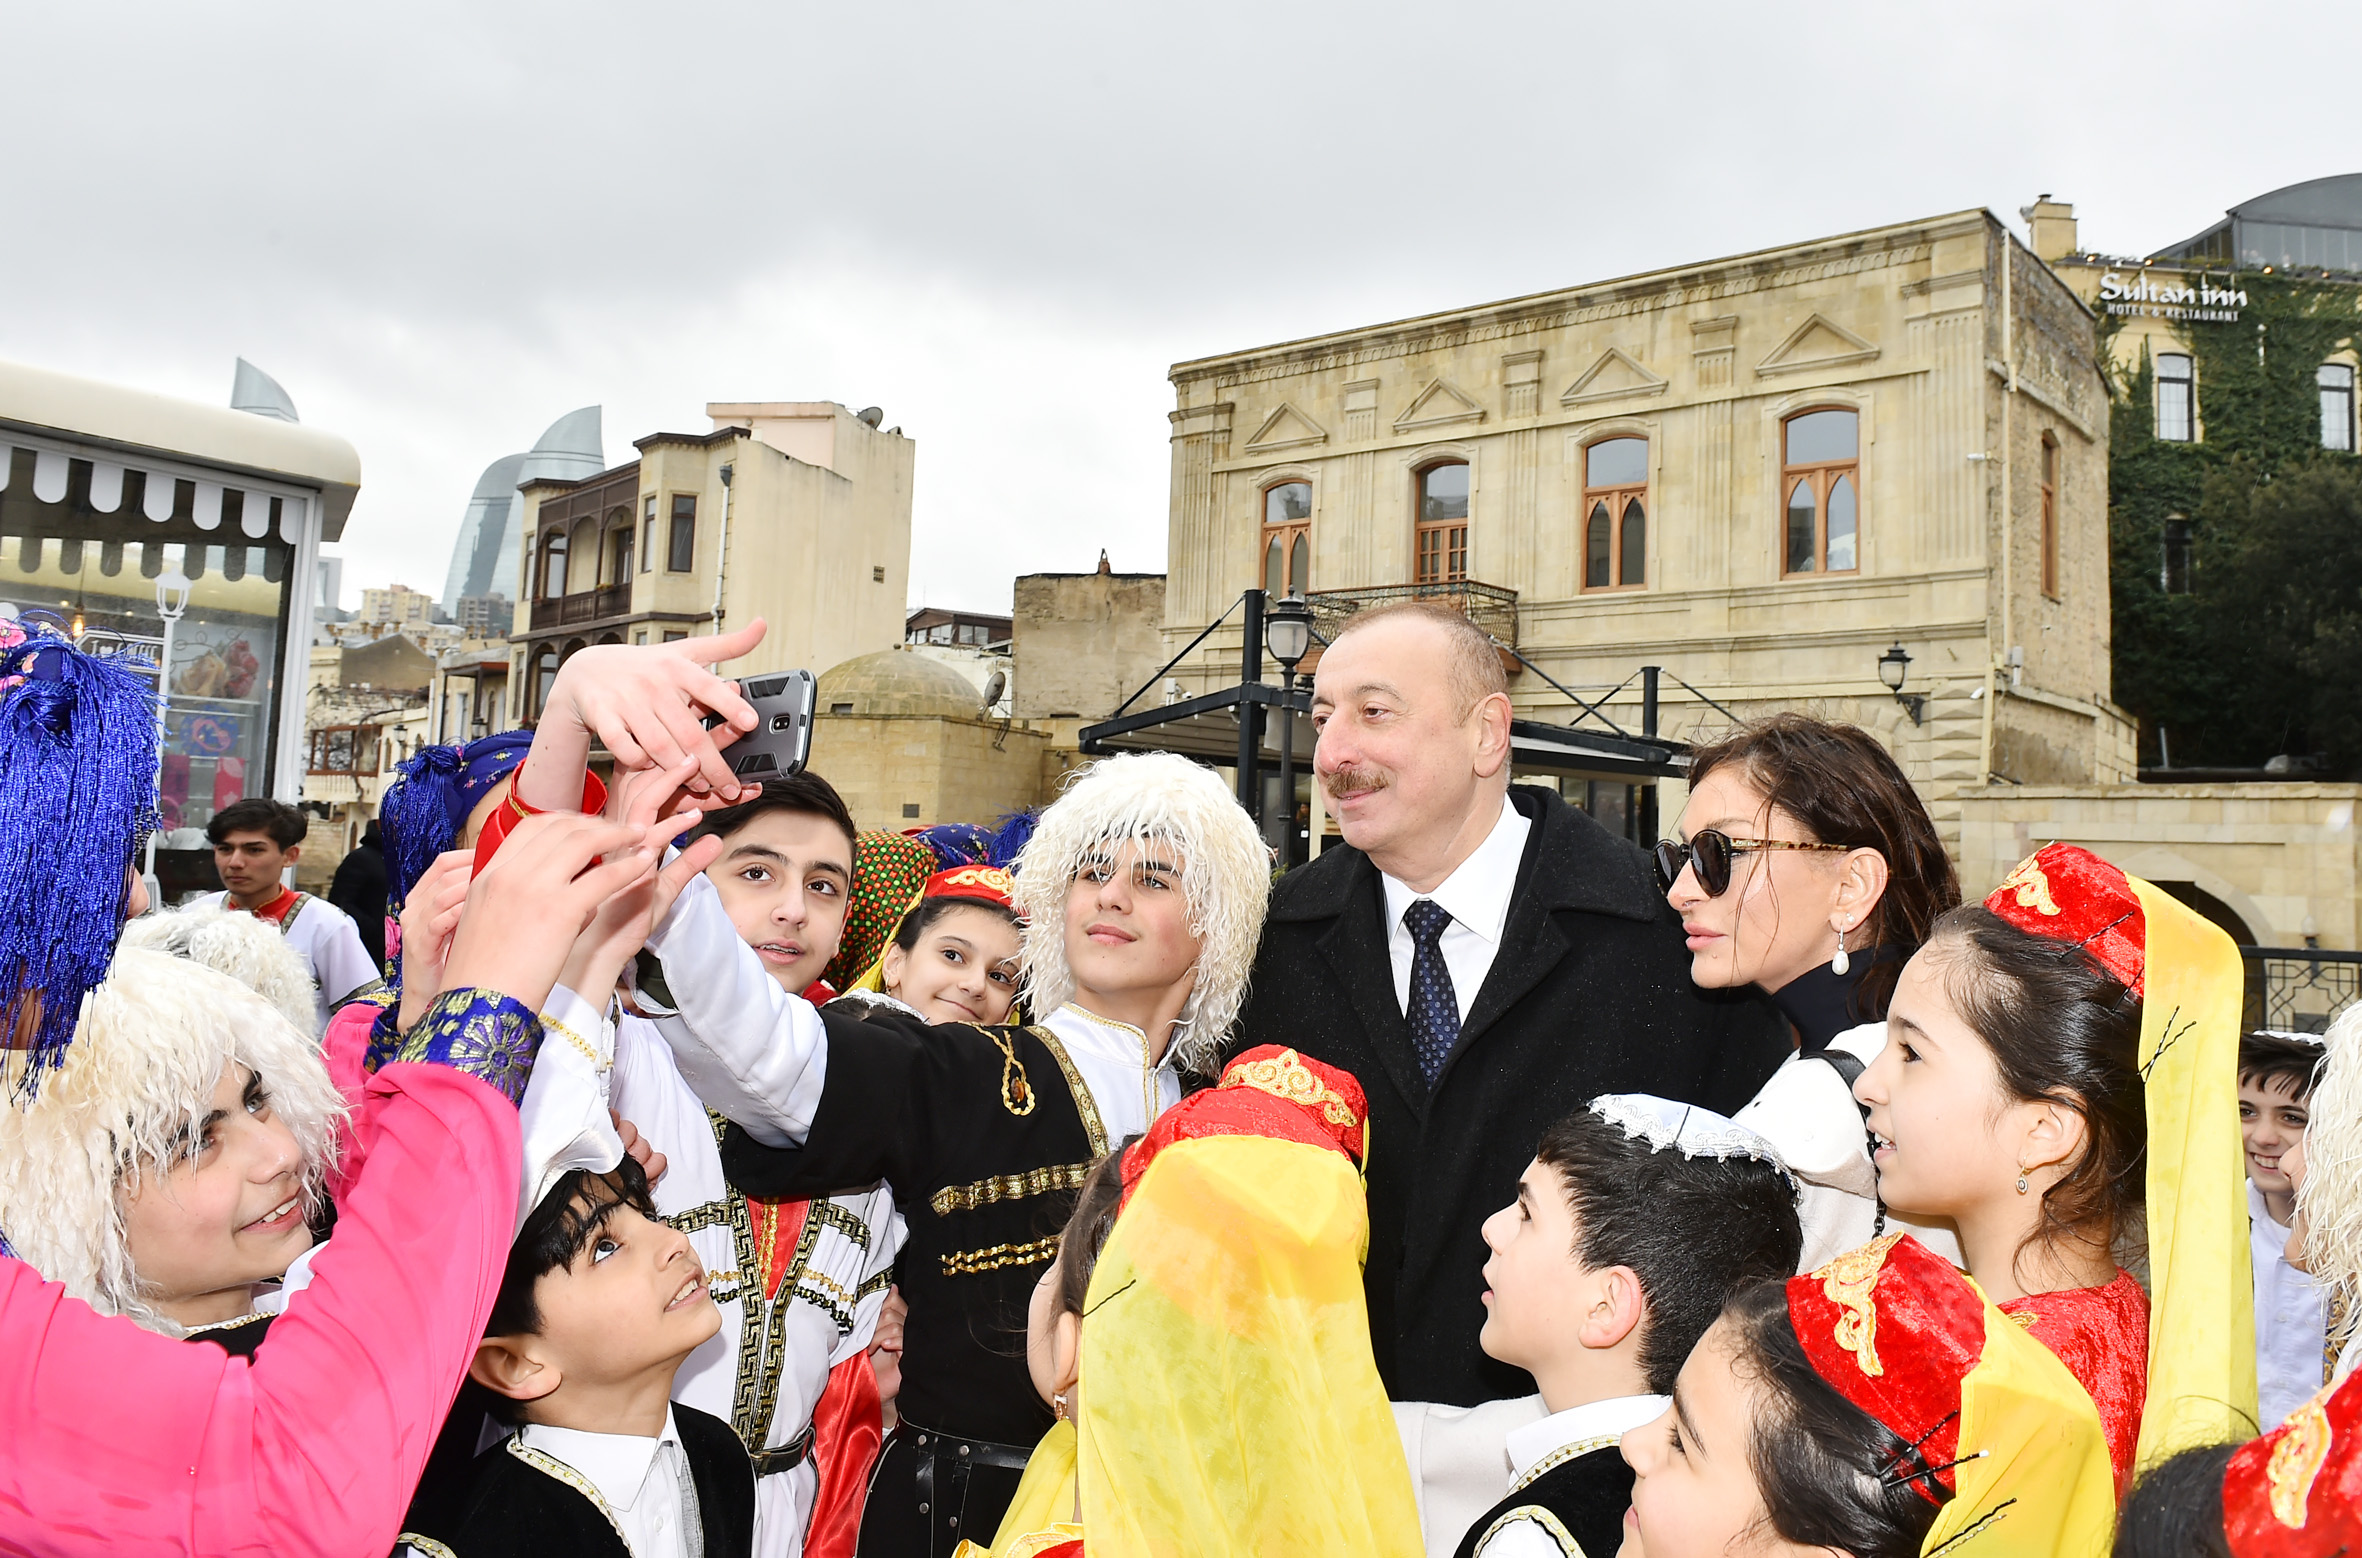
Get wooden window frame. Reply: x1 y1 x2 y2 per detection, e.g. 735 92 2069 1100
667 493 697 572
2156 354 2195 443
1259 479 1313 597
1413 461 1470 587
1779 409 1862 578
1580 439 1649 593
2039 434 2060 600
536 528 567 600
640 495 657 573
2321 363 2356 453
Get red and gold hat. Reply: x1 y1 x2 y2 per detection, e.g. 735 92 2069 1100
1983 842 2147 997
1119 1045 1368 1209
2224 1373 2362 1557
922 863 1018 914
1788 1233 1989 1503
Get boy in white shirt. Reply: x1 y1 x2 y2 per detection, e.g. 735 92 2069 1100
199 797 383 1030
1395 1096 1801 1558
2242 1029 2330 1424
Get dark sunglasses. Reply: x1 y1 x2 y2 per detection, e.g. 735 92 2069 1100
1653 830 1852 896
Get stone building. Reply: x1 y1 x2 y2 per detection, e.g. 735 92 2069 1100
1161 208 2133 852
511 401 913 719
807 647 1045 832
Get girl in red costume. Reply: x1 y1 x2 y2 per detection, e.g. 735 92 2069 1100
1855 842 2253 1494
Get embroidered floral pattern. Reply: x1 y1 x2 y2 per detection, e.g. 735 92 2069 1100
1220 1047 1361 1128
392 988 540 1104
1818 1232 1902 1378
2268 1392 2333 1528
363 1004 405 1074
1995 855 2063 916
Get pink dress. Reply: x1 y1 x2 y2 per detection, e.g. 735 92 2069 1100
0 991 532 1557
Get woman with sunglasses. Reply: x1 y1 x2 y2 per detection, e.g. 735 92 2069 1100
1656 713 1962 1269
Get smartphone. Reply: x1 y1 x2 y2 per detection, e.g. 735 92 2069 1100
704 668 817 780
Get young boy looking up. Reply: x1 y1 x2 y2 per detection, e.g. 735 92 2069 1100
200 796 384 1030
1402 1095 1801 1558
607 772 904 1558
2242 1028 2329 1424
427 1158 753 1558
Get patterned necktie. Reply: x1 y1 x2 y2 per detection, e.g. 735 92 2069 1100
1403 899 1460 1084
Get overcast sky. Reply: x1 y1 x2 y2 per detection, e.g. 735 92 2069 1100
3 1 2351 616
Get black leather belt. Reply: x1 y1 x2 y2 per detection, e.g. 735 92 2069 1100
905 1421 1034 1554
750 1422 816 1478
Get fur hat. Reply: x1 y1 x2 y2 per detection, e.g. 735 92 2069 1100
118 903 321 1037
1011 751 1268 1075
0 946 345 1334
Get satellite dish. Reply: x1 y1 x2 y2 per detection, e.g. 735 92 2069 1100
981 669 1007 711
856 406 885 428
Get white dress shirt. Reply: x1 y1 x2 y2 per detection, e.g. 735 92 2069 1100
2252 1178 2330 1425
516 1409 700 1558
1391 1393 1549 1558
1381 794 1531 1027
193 889 382 1031
641 874 1186 1151
1475 1394 1667 1558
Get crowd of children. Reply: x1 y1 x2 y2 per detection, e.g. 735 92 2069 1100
0 616 2356 1558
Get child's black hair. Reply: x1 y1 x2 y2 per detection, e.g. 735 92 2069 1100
2239 1030 2325 1104
207 797 308 850
1044 1140 1138 1322
480 1159 660 1424
685 771 857 854
890 894 1022 958
1533 1107 1803 1395
2111 1441 2235 1558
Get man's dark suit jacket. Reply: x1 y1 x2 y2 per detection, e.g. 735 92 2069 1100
1231 783 1789 1405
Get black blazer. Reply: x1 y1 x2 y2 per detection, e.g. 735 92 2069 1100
1230 784 1788 1405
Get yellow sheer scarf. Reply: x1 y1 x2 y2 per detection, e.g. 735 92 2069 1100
2125 876 2257 1466
958 1420 1079 1558
1072 1131 1422 1558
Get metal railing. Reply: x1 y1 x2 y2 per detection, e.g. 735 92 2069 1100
2242 947 2362 1034
1304 580 1518 650
528 583 633 631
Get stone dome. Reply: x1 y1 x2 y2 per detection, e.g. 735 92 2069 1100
818 647 980 718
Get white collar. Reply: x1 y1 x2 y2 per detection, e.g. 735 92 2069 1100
2250 1177 2293 1232
1503 1393 1667 1482
518 1408 683 1513
1380 793 1528 947
1050 1002 1182 1073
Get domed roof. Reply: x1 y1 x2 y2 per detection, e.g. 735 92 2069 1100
819 647 980 717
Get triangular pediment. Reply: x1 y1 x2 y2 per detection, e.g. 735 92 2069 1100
1393 377 1487 433
1243 402 1329 453
1559 346 1668 406
1756 313 1880 376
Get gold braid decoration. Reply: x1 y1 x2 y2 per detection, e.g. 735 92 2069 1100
969 1024 1037 1118
1815 1232 1902 1378
2268 1391 2334 1528
941 1235 1061 1278
1995 855 2064 916
929 1160 1095 1217
1219 1047 1361 1128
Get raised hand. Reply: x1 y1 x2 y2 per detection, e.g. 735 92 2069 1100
395 849 476 1031
515 622 770 812
559 759 718 1001
440 811 684 1013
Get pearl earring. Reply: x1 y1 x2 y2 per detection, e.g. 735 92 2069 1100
1831 924 1850 978
1053 1392 1070 1421
2015 1169 2030 1195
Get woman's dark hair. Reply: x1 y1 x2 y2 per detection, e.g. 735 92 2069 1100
1685 714 1960 1019
1924 904 2147 1276
1721 1279 1940 1558
2112 1442 2235 1558
1046 1141 1137 1321
891 894 1022 957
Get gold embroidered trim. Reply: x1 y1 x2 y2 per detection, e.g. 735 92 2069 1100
663 1199 738 1236
2007 1309 2040 1330
395 1535 459 1558
506 1439 632 1545
1816 1232 1901 1378
929 1160 1096 1218
2269 1392 2335 1527
541 1015 608 1074
1219 1047 1360 1128
1032 1024 1108 1155
184 1309 273 1337
857 1266 896 1301
1996 855 2063 916
941 1234 1061 1277
1474 1505 1586 1557
809 1198 875 1250
969 1023 1038 1117
1509 1433 1623 1494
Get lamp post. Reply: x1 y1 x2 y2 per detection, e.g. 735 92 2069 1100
1877 641 1926 726
144 570 193 887
1263 594 1315 866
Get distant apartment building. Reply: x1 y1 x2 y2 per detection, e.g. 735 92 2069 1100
358 582 439 629
455 592 513 638
906 606 1012 647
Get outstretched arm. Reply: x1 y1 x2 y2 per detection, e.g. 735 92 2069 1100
513 623 769 815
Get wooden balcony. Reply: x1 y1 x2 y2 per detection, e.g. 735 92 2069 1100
528 582 633 632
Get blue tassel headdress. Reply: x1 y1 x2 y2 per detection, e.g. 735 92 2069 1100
379 729 534 909
0 630 160 1088
911 810 1038 874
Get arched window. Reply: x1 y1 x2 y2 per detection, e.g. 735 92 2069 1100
1781 409 1860 576
2039 434 2060 599
538 528 567 599
2155 354 2195 442
1414 461 1469 585
606 508 633 583
1261 481 1312 597
2321 363 2355 452
529 646 559 718
1581 437 1648 591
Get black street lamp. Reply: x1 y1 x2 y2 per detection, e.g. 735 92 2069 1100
1878 641 1926 726
1263 595 1316 864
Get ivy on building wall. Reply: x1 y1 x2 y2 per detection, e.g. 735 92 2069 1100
2106 274 2362 773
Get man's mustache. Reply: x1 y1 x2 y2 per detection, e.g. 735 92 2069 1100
1321 765 1389 799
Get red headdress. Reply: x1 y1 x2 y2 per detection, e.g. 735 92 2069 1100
1982 842 2146 996
922 863 1018 913
1119 1044 1368 1209
2223 1373 2362 1557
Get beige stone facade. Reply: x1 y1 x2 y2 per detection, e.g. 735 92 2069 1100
807 647 1046 832
512 402 913 717
1162 209 2135 846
